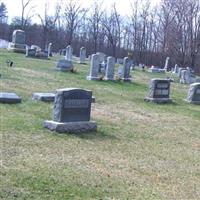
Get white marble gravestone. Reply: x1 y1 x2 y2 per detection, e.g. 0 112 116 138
65 45 73 61
104 56 115 81
87 54 100 80
79 47 86 64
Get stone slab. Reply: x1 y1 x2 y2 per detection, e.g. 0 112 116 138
32 93 55 102
44 120 97 133
144 97 172 104
0 92 22 104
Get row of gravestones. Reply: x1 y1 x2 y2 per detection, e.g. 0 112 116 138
87 54 132 81
1 81 200 134
57 45 133 82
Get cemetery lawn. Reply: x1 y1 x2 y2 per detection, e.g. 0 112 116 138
0 49 200 200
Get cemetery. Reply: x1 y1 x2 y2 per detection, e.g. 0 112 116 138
1 0 200 199
1 47 200 199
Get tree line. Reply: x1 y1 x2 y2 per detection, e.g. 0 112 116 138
0 0 200 73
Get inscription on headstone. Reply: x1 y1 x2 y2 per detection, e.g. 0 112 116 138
44 88 97 133
144 79 172 103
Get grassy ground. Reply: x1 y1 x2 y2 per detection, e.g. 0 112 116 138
0 49 200 200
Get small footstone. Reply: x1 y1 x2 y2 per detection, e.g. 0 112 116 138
32 93 55 102
0 92 21 104
44 120 97 133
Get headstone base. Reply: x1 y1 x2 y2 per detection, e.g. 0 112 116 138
144 97 172 104
32 93 55 102
0 92 21 104
44 120 97 133
87 76 100 81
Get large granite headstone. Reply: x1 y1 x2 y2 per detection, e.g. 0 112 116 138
104 56 115 81
144 79 172 103
122 57 132 82
87 54 100 80
44 88 97 133
79 47 86 64
8 30 26 53
0 92 22 104
186 83 200 104
56 59 74 72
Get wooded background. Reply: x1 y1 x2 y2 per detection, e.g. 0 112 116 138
0 0 200 73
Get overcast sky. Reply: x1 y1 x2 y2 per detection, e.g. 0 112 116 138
2 0 161 23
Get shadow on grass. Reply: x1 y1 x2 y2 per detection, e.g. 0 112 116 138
54 130 118 141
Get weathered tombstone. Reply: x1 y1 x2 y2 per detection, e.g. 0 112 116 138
26 48 36 57
173 64 179 74
122 57 132 82
164 57 170 71
87 54 100 80
0 92 22 104
65 45 73 61
56 59 74 72
96 52 106 63
47 43 52 57
32 93 55 102
79 47 86 64
35 50 48 59
178 68 185 78
144 79 172 103
104 56 115 81
43 88 97 133
8 30 26 53
186 83 200 104
180 70 193 84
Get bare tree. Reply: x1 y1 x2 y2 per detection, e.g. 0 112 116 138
21 0 35 29
63 0 88 45
38 1 61 48
88 1 104 53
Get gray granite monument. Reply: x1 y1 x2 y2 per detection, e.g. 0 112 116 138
122 57 132 82
56 59 74 72
144 79 172 103
43 88 97 133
